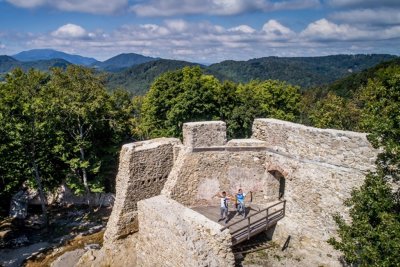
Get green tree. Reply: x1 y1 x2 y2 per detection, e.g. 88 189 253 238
308 92 361 131
48 66 113 196
0 69 65 221
233 80 301 137
141 66 220 138
328 65 400 266
359 66 400 182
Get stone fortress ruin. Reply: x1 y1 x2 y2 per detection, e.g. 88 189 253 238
95 118 378 267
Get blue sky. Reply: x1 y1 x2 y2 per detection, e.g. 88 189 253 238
0 0 399 63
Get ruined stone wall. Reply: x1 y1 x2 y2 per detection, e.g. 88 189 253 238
264 152 367 266
100 119 380 267
252 118 377 171
161 119 379 266
162 148 276 207
136 195 234 267
103 138 180 243
183 121 226 148
251 119 379 266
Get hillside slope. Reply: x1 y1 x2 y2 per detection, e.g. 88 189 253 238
92 53 157 72
208 54 397 89
13 49 98 66
105 59 199 95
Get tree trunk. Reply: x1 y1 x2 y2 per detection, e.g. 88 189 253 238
32 161 48 226
79 146 91 206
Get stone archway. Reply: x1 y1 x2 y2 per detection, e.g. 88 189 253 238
265 164 288 202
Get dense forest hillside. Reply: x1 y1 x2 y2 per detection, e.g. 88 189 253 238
316 57 400 98
208 54 397 89
91 53 157 72
105 59 199 95
106 54 397 95
1 52 397 95
0 56 70 74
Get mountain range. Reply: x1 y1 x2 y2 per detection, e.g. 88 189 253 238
1 49 398 95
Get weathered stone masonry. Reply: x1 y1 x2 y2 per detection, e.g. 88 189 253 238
102 119 379 267
137 195 234 267
104 138 180 243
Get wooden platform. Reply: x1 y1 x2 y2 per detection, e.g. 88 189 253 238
192 201 285 246
192 204 262 227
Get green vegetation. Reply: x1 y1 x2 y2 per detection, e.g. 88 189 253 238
0 56 70 73
208 54 396 89
105 59 199 95
139 66 300 139
325 65 400 266
0 66 134 217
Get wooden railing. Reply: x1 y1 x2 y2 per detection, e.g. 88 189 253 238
221 200 286 246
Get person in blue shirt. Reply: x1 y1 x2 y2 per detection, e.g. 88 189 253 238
236 188 251 218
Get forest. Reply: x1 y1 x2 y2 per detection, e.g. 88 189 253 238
0 59 399 265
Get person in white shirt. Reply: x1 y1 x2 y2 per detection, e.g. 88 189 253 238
214 191 233 224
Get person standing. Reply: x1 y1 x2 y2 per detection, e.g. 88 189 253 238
236 188 251 218
214 191 232 224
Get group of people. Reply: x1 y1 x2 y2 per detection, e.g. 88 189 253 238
214 189 252 224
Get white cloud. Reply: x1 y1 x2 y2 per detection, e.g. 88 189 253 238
300 18 400 41
228 25 256 33
262 20 296 40
6 0 46 8
130 0 319 16
301 19 363 40
331 8 400 26
6 0 127 14
15 18 400 63
51 24 89 39
164 20 189 33
328 0 400 8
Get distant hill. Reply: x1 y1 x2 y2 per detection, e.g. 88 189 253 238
0 55 70 74
13 49 98 66
92 53 157 72
207 54 397 89
0 55 20 73
317 57 400 98
106 59 199 95
106 54 397 95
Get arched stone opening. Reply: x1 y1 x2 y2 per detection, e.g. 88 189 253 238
268 170 285 200
265 164 288 202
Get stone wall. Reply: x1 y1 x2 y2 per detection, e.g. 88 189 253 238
183 121 226 148
103 138 180 243
252 118 377 171
136 195 234 267
99 119 380 267
162 147 275 207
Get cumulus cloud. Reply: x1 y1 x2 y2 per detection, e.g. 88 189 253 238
6 0 127 14
331 8 400 26
327 0 400 8
51 24 92 39
130 0 319 16
20 18 400 63
262 20 296 40
228 25 256 33
300 18 400 41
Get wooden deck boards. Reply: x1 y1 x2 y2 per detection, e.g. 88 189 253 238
192 204 263 231
191 201 285 245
